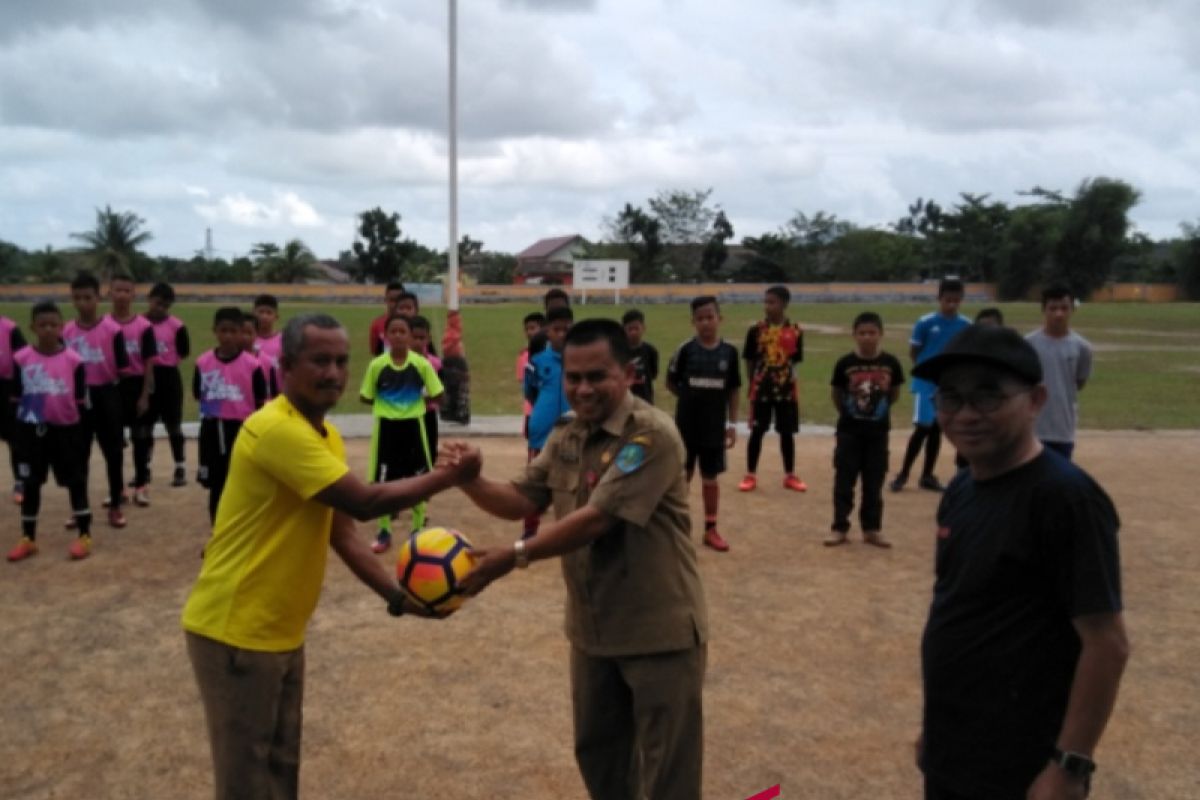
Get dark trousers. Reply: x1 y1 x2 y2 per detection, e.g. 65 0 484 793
571 644 706 800
186 632 305 800
81 384 125 507
832 431 888 533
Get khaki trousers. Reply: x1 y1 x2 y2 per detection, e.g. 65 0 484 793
571 644 706 800
186 632 305 800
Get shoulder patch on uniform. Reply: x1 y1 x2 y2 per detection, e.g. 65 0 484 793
614 442 647 474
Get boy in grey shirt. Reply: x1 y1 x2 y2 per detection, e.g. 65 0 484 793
1027 284 1093 459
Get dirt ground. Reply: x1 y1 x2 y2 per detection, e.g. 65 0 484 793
1 431 1197 799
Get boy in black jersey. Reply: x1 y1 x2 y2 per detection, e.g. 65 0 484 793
622 308 659 404
666 296 740 552
826 312 905 548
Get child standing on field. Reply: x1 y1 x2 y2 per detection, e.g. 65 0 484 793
409 315 443 461
143 282 191 489
516 312 546 440
740 285 807 494
65 271 130 529
522 306 573 539
1026 284 1092 461
0 312 28 504
108 273 157 507
826 311 905 548
241 312 278 397
623 308 659 404
7 302 92 562
253 294 282 396
368 282 405 357
360 313 444 553
194 307 267 522
667 295 740 552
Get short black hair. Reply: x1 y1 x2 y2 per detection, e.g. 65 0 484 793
690 295 719 314
70 271 100 293
1041 284 1073 307
409 314 431 333
621 309 645 325
853 311 883 331
385 281 406 294
31 300 61 320
397 291 419 310
523 312 546 327
938 278 965 297
385 312 413 331
241 311 258 326
547 306 574 324
213 307 243 327
563 318 631 365
109 272 135 286
148 282 176 303
254 293 278 310
766 285 790 304
544 287 570 308
975 307 1005 325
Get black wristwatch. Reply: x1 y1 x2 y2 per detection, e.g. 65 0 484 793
1052 748 1096 780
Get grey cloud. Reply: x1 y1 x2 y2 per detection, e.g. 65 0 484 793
500 0 597 11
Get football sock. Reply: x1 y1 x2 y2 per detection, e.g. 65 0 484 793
21 483 40 540
702 480 719 527
69 483 91 535
781 433 795 474
168 427 186 464
922 423 942 478
746 428 765 473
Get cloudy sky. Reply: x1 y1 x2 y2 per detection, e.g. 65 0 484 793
1 0 1197 260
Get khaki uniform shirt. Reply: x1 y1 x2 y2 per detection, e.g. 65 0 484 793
512 393 709 658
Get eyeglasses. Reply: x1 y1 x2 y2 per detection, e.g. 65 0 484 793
933 388 1029 414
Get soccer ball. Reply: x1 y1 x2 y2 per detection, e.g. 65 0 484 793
396 527 477 614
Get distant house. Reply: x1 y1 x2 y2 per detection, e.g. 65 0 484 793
514 234 589 285
311 260 352 285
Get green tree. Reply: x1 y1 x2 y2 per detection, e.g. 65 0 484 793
476 252 517 285
738 233 791 282
28 246 70 283
604 204 664 282
1050 177 1141 298
700 210 734 280
254 239 318 283
996 205 1063 300
352 207 414 284
70 205 153 278
1176 221 1200 301
826 229 925 281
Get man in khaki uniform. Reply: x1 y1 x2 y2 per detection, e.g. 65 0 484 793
447 318 708 800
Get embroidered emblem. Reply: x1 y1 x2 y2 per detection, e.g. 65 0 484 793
614 443 647 474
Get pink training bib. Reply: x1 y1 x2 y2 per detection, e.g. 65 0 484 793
150 315 185 368
15 346 84 426
112 313 153 377
0 317 17 381
64 317 123 386
196 350 261 421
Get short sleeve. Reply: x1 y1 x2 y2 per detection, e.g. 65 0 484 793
829 356 847 389
741 326 758 361
420 358 444 397
140 327 157 360
589 427 682 528
666 343 685 386
359 358 379 400
891 355 906 386
910 318 927 347
113 331 129 370
176 325 190 359
1047 479 1122 618
510 441 554 511
251 420 350 500
10 327 26 351
725 346 741 389
1077 340 1093 384
790 326 804 363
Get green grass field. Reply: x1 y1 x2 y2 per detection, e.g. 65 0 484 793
6 300 1198 428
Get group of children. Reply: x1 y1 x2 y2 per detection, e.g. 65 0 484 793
512 281 1055 553
3 280 285 561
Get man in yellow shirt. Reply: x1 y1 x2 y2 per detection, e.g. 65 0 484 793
182 313 475 800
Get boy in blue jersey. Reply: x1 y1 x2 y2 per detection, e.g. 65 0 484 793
890 278 969 493
522 305 573 538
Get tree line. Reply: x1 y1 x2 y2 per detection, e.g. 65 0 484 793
1 177 1198 300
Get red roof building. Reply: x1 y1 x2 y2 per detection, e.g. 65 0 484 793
513 234 589 285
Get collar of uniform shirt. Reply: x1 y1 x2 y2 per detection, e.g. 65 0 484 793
593 392 635 437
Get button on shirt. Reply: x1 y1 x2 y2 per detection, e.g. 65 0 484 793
511 394 709 658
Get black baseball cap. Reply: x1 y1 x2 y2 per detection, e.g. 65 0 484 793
911 324 1043 385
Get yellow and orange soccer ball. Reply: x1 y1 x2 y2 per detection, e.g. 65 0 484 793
396 527 477 615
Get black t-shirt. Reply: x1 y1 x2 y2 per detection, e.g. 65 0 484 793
828 351 905 434
629 342 659 404
920 450 1122 798
666 338 740 448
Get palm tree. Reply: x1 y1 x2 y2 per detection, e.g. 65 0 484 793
255 239 318 283
70 205 153 278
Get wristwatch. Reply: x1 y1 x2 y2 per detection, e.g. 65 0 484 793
513 539 530 569
1052 749 1096 780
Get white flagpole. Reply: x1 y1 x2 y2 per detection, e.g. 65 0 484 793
447 0 460 311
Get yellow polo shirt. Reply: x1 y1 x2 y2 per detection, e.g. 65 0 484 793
182 395 350 652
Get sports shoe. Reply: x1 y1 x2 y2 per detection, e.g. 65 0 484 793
864 532 893 549
68 535 92 560
102 490 130 508
108 508 128 529
737 475 757 492
11 482 23 505
783 474 808 492
7 537 37 562
703 528 730 552
371 532 392 554
172 466 187 487
918 475 945 493
824 531 849 547
133 486 150 507
888 473 908 493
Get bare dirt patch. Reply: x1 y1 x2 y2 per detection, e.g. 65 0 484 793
1 431 1196 798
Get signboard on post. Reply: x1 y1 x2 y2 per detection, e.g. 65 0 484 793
573 260 630 305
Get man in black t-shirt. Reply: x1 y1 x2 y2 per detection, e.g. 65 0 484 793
666 296 740 553
826 312 904 547
912 325 1129 800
